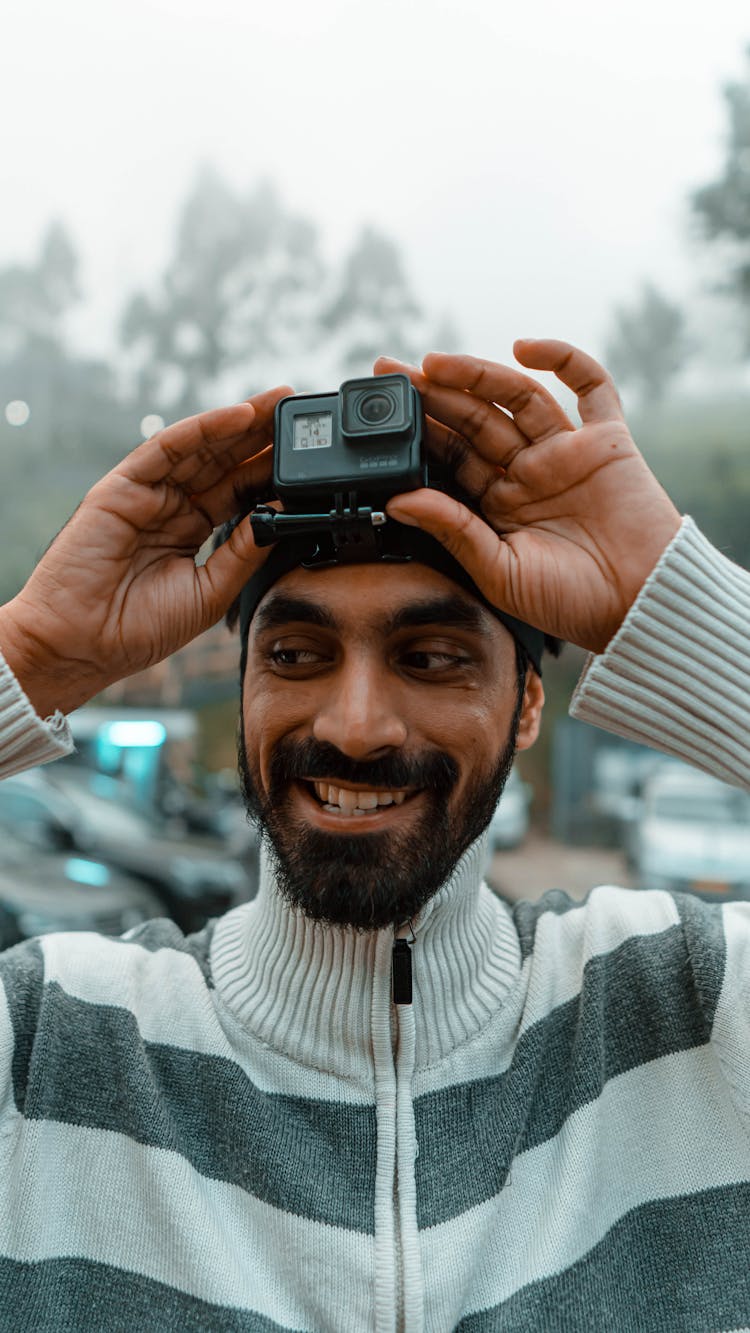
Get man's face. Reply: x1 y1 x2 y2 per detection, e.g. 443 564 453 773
239 561 544 930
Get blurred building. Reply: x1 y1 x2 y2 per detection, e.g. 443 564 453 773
102 622 240 709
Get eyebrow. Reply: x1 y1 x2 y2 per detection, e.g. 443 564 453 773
253 591 489 638
254 596 337 636
384 596 487 637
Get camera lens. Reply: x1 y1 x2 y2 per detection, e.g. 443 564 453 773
357 391 394 425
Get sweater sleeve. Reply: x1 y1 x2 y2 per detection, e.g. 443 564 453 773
570 517 750 791
0 646 74 778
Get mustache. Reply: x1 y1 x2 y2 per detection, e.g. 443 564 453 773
268 737 459 797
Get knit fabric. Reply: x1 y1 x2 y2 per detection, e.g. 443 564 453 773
0 517 749 1331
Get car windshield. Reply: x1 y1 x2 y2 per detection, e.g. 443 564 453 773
650 793 750 825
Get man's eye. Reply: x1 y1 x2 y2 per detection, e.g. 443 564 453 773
268 648 325 667
402 651 471 671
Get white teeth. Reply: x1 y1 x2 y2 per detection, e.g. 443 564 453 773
311 781 411 812
355 791 379 810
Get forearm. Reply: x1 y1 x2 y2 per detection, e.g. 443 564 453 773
570 517 750 790
0 596 108 720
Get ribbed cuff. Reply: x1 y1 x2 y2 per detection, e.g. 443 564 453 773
0 647 74 778
570 517 750 788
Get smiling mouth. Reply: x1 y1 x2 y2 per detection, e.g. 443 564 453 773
299 778 420 818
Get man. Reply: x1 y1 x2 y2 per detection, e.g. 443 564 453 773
0 340 747 1331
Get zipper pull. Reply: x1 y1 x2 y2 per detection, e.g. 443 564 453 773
392 937 413 1005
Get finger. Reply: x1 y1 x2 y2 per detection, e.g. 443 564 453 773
123 386 292 490
418 352 575 444
123 404 255 486
170 414 276 497
197 510 271 619
166 384 291 492
188 445 274 527
422 415 498 497
513 339 625 423
376 357 506 495
385 489 522 621
375 355 528 467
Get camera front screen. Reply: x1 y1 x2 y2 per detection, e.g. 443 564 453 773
293 412 333 451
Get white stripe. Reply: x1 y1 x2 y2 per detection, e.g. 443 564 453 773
414 886 680 1098
40 931 371 1105
420 1043 750 1329
0 1116 373 1330
530 885 680 1017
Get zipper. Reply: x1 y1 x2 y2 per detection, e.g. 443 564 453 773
391 921 416 1005
391 939 412 1004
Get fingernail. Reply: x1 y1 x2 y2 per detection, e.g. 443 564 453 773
386 501 418 526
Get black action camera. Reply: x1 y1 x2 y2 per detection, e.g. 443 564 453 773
250 374 426 561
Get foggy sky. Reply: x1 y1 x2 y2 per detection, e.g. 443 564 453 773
3 0 749 387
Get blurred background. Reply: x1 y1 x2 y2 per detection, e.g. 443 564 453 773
2 0 750 941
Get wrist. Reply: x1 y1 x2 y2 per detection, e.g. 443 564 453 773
0 597 104 719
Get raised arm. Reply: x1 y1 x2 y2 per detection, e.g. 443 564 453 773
0 386 290 721
376 340 750 789
376 339 681 653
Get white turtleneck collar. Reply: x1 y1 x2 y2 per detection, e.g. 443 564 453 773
210 831 522 1078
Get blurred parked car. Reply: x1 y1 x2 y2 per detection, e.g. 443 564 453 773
0 768 257 933
631 763 750 901
486 769 533 853
0 825 164 946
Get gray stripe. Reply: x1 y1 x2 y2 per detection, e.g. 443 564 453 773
1 937 44 1115
674 889 726 1020
23 983 376 1233
454 1182 750 1332
0 1255 303 1332
512 890 586 962
119 916 216 985
416 899 726 1227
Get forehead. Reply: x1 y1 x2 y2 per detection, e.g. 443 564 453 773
250 561 506 643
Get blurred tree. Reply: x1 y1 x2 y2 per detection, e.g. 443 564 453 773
640 424 750 571
0 221 79 355
120 167 326 417
321 226 424 374
120 170 447 410
605 283 691 409
692 47 750 346
0 223 132 601
0 176 455 600
0 221 128 470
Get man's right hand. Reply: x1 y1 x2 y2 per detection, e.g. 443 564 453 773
0 385 291 719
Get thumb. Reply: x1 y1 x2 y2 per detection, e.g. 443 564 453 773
386 490 515 615
198 511 272 624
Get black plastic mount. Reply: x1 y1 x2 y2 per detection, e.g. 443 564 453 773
250 493 387 563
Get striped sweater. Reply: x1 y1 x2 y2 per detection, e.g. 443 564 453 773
0 517 749 1332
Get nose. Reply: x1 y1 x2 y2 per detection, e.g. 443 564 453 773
312 654 407 759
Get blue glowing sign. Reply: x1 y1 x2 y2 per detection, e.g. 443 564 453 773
98 721 167 749
64 858 111 888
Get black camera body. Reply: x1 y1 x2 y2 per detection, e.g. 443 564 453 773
274 373 425 508
250 374 426 559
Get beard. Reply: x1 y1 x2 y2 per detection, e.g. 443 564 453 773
237 694 524 933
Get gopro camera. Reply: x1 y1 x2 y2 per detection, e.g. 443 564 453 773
250 374 426 561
